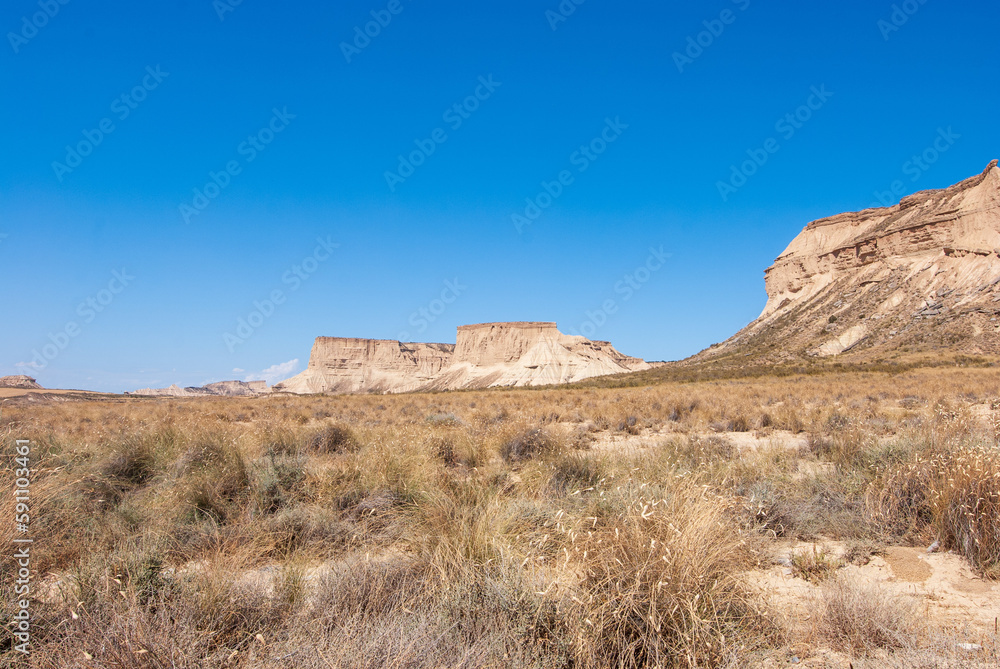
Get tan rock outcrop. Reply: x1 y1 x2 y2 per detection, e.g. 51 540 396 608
277 338 455 394
133 380 271 397
710 160 1000 362
274 322 649 394
0 375 42 389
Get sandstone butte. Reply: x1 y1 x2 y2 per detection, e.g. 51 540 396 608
273 322 651 394
699 159 1000 364
0 375 42 389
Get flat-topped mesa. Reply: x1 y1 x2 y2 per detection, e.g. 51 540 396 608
711 160 1000 362
453 322 561 365
0 375 42 389
288 337 454 394
309 337 454 369
275 322 650 395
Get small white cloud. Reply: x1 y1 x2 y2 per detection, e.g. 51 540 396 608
232 368 245 373
15 361 40 370
245 359 299 385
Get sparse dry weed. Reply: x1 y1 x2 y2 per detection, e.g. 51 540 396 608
1 366 998 666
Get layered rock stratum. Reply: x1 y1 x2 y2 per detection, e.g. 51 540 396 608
274 322 650 394
133 380 270 397
704 160 1000 364
0 375 42 389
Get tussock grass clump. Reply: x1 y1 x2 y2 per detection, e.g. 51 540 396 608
251 452 307 514
869 442 1000 576
790 545 842 583
306 424 359 454
100 435 162 486
659 435 736 473
549 478 778 668
307 556 570 668
500 427 560 463
174 436 251 524
545 450 606 493
820 574 918 654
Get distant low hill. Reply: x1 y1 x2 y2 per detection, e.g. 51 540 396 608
0 375 42 389
132 380 270 397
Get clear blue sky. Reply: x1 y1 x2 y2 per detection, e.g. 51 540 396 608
1 0 997 392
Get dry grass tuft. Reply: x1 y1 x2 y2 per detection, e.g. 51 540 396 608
869 442 1000 576
500 427 560 463
790 545 843 583
548 477 779 668
305 424 359 454
819 574 919 654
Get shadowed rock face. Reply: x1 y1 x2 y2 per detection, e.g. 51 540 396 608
274 322 649 394
0 375 42 389
709 160 1000 362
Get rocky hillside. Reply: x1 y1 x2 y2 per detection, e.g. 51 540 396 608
274 322 649 394
0 375 42 389
700 160 1000 366
133 380 270 397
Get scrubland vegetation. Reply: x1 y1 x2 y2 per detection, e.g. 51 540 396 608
2 367 999 667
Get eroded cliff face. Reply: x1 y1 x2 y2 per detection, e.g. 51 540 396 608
274 323 649 394
281 338 455 394
713 160 1000 362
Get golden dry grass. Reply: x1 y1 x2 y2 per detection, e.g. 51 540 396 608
0 366 998 667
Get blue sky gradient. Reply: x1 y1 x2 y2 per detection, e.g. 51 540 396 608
1 0 997 391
